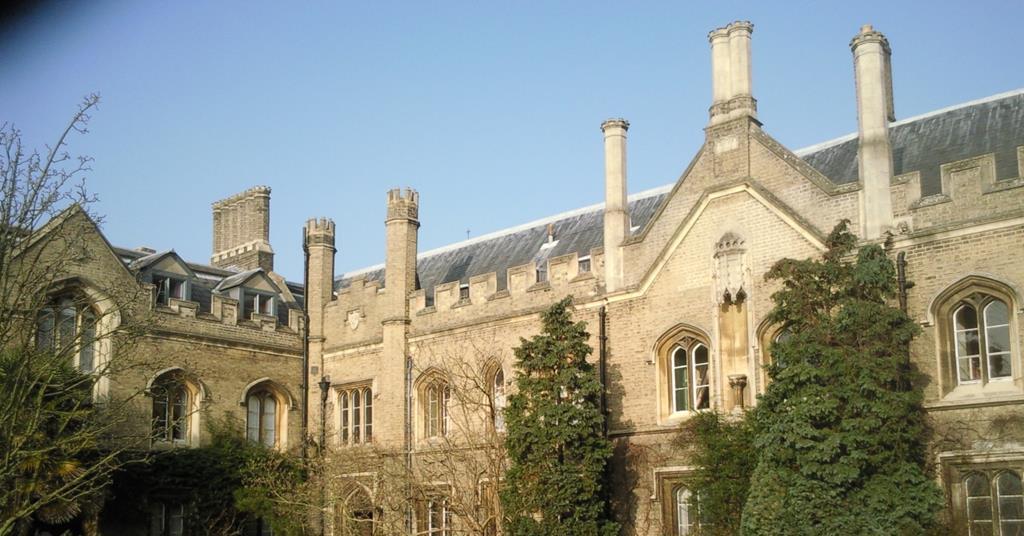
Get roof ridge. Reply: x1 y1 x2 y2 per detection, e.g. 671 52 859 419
793 87 1024 157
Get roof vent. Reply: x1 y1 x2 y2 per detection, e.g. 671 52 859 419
136 246 157 254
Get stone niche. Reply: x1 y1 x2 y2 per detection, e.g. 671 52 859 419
714 232 750 410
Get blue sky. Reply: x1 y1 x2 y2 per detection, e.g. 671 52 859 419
2 1 1021 281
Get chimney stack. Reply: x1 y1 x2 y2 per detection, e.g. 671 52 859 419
851 24 895 239
601 118 629 293
211 186 274 272
708 21 757 125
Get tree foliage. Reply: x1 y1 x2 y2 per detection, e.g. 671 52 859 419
741 221 942 535
106 414 302 535
677 411 757 536
502 297 617 536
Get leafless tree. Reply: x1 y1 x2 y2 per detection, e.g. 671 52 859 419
240 336 511 536
0 94 154 535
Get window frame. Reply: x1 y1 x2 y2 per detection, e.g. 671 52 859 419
668 340 711 415
951 294 1014 387
425 496 452 536
961 469 1024 535
423 380 451 440
246 389 279 448
338 386 373 446
36 295 99 374
151 272 189 307
931 278 1019 398
150 502 185 536
152 377 192 445
577 255 591 274
149 370 201 447
243 289 276 319
491 367 506 432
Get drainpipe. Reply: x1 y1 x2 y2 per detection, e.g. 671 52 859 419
896 251 908 313
404 354 414 533
301 228 311 460
599 305 608 438
318 376 331 536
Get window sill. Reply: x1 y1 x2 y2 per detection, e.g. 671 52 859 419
151 439 192 450
659 410 703 427
928 382 1024 410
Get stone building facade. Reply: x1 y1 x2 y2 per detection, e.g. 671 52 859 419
30 19 1023 536
25 187 305 534
304 21 1024 536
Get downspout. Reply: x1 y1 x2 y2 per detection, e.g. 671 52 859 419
896 250 912 391
896 251 908 314
301 229 311 460
599 305 608 438
404 354 414 533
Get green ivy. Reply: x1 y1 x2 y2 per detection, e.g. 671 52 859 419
104 414 300 535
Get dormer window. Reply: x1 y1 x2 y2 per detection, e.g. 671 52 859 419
153 274 187 306
243 291 275 319
458 284 470 301
536 265 548 284
578 256 591 274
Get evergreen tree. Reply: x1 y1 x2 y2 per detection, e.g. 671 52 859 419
677 411 757 536
741 221 942 535
502 297 618 536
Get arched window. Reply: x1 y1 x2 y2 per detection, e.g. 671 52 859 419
492 368 505 432
425 381 450 439
151 373 193 444
673 486 701 535
337 486 375 536
36 296 97 373
932 278 1018 396
953 296 1013 385
246 390 277 447
670 343 710 413
964 470 1024 535
338 386 372 446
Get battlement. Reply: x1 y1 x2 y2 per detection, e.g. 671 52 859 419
891 148 1024 233
304 217 336 248
386 188 420 222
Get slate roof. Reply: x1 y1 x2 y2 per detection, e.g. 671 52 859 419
798 89 1024 196
337 89 1024 300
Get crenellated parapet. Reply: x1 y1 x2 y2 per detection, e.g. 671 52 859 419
386 188 420 224
304 217 336 248
890 147 1024 234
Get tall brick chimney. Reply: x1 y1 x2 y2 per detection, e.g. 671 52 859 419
708 21 757 126
852 24 895 240
211 186 274 272
601 119 629 293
